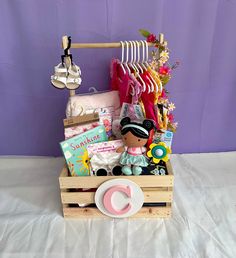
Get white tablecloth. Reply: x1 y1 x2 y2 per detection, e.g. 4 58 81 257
0 152 236 258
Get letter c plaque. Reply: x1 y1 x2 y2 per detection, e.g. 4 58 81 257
95 179 144 218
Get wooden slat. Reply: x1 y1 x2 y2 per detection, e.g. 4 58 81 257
59 161 174 188
61 192 94 204
60 161 173 177
166 160 173 175
144 187 168 191
166 161 174 204
133 206 171 218
63 206 171 218
61 190 173 204
144 190 173 202
59 174 173 189
60 190 173 204
60 165 68 177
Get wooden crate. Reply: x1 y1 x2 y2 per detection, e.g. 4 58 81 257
59 161 174 218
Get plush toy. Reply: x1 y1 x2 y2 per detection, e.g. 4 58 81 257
116 117 154 175
147 142 171 163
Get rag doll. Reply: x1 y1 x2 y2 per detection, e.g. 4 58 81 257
116 117 154 175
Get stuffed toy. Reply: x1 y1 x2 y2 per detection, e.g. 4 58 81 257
116 117 154 175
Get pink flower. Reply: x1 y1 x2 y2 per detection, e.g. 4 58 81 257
147 34 156 43
159 90 167 100
159 66 171 75
168 113 174 123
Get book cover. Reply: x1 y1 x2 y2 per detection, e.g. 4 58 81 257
60 125 108 176
87 139 123 157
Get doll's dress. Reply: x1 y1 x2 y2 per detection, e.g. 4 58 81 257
120 147 148 167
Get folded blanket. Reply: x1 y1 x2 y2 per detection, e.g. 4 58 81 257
66 90 120 118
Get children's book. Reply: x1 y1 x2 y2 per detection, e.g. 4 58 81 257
60 125 108 176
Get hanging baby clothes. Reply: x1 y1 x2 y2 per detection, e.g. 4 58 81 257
119 72 144 120
110 59 133 105
139 71 157 126
111 59 145 120
147 66 169 130
147 66 163 104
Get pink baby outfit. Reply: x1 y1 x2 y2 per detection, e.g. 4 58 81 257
110 59 133 105
129 73 142 104
140 72 157 126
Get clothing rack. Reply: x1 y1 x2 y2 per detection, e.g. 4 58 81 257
61 34 167 96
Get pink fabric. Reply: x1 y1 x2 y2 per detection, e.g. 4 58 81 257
110 60 157 126
110 59 133 105
66 91 120 118
129 73 142 104
64 122 100 139
127 147 146 156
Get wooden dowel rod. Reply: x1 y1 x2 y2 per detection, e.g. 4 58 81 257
69 42 156 49
159 33 164 44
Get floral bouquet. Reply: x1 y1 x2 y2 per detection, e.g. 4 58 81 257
139 29 179 132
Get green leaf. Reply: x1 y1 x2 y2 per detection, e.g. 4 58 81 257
139 29 151 38
159 46 165 52
161 75 171 85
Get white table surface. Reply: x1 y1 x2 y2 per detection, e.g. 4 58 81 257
0 152 236 258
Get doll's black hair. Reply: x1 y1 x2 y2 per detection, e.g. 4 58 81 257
120 117 154 139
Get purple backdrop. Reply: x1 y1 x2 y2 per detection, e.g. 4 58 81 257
1 0 236 156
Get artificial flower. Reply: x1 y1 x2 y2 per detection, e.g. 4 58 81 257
159 90 168 100
167 113 174 123
168 102 176 111
150 60 158 70
158 59 164 67
159 65 171 75
159 50 169 63
160 50 169 58
171 61 180 70
147 142 172 164
168 122 178 133
173 122 178 129
147 34 157 43
139 29 179 133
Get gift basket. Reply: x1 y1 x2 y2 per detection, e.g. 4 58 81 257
51 31 178 218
